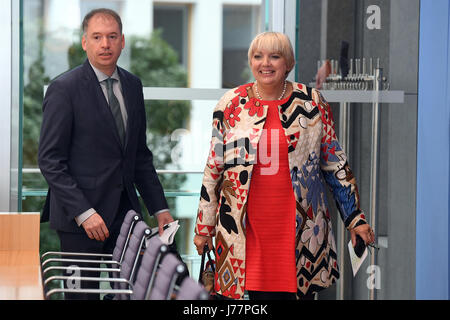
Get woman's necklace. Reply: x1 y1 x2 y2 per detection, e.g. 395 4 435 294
254 80 287 100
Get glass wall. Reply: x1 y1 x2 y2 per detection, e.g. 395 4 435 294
296 0 419 300
17 0 420 300
20 0 263 272
222 5 261 88
154 4 188 67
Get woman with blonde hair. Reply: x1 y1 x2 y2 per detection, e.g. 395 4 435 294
194 32 374 300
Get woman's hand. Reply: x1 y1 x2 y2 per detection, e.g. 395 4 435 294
194 234 214 255
350 223 375 247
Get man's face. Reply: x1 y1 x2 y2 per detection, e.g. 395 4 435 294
82 14 124 75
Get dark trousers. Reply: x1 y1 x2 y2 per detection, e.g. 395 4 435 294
56 191 133 300
247 291 315 300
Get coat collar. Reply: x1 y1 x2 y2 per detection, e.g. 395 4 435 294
88 61 120 83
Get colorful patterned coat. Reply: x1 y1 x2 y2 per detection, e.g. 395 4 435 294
195 82 367 299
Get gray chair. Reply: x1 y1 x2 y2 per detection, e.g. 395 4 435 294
129 236 169 300
147 253 187 300
175 277 209 300
44 220 151 299
41 209 141 283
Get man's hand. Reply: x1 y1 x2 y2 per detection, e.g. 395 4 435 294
81 213 109 242
155 211 175 236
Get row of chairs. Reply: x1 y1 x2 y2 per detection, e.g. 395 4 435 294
40 210 208 300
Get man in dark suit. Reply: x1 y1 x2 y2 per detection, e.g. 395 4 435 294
38 8 173 299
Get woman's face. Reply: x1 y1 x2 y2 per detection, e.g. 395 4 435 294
250 48 288 87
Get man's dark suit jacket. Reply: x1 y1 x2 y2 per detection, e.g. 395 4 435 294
38 59 168 233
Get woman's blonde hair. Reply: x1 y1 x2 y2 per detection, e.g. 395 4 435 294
248 32 296 74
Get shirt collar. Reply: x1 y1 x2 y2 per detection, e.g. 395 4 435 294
89 61 120 83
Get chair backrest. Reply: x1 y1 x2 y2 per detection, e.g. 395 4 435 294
111 210 140 283
116 221 151 299
112 210 141 264
131 236 169 300
176 277 209 300
148 253 185 300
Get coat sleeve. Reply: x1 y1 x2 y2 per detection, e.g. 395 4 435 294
194 94 231 237
313 88 368 229
38 80 93 222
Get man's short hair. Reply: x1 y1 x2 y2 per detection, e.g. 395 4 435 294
82 8 122 34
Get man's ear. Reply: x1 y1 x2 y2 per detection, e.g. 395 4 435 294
81 34 87 52
121 34 125 50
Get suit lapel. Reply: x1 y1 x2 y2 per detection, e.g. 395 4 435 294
82 60 124 150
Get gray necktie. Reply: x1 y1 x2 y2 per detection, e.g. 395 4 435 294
104 78 125 146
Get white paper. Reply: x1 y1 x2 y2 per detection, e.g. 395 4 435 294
348 239 368 276
150 220 180 245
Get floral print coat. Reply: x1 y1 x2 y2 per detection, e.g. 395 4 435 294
195 82 367 299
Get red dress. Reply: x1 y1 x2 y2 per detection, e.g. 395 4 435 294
245 98 297 293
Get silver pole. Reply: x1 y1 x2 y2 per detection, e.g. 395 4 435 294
369 68 382 300
337 102 350 300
